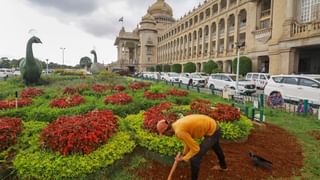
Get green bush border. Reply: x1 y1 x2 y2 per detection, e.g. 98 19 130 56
13 121 136 179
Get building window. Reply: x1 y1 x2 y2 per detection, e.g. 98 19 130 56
300 0 320 23
260 19 270 29
148 57 151 62
200 12 204 21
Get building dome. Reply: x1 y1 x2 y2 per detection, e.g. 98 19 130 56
142 13 155 21
148 0 173 17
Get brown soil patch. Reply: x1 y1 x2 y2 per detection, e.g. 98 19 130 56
135 124 303 179
307 130 320 141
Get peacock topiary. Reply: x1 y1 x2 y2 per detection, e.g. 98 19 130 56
90 49 105 74
20 36 43 84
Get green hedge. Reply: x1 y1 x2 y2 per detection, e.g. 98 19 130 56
13 121 136 179
171 64 182 73
124 112 183 156
163 64 171 72
232 56 252 76
219 115 253 141
124 111 253 156
203 60 218 74
155 64 162 72
183 62 196 73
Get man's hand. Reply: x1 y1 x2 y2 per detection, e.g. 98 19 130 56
175 154 184 162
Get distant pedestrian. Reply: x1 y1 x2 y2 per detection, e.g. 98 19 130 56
297 100 313 114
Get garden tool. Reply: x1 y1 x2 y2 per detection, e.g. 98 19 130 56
167 152 181 180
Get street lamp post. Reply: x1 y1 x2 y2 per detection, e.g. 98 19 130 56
60 47 66 65
235 42 245 95
46 59 49 74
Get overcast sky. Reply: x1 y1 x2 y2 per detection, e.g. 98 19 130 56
0 0 203 66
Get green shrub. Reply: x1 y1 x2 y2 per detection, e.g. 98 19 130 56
171 64 182 73
124 112 183 156
13 121 136 179
183 62 196 73
219 115 253 141
203 60 218 74
232 56 252 76
155 64 162 72
163 64 171 72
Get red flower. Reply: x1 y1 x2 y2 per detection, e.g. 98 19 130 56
167 89 189 97
209 104 240 122
0 98 32 110
105 93 132 105
190 99 212 115
0 117 23 151
40 110 117 155
63 87 78 95
113 85 126 92
20 88 43 98
128 82 151 90
143 102 172 133
144 91 167 100
50 95 85 108
92 84 107 93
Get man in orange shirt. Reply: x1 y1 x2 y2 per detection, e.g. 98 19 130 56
157 114 227 180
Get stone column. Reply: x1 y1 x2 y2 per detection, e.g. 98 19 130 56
223 60 229 73
223 17 228 56
282 0 296 39
234 11 239 54
208 24 212 58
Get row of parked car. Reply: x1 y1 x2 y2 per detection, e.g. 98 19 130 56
137 71 320 106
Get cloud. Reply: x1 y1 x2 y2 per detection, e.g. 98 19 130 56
26 0 99 15
23 0 203 38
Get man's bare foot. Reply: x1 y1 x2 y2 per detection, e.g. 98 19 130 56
212 165 228 171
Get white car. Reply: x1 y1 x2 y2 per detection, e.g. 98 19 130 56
264 75 320 105
0 68 14 78
207 73 256 95
163 72 180 82
179 73 206 87
246 72 270 89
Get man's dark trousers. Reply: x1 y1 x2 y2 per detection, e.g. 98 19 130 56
190 127 226 180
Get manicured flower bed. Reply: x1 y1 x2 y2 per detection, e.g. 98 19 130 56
105 93 132 105
40 110 117 155
167 89 189 97
20 88 43 98
144 91 167 100
190 99 212 115
210 103 241 122
0 117 23 151
50 95 85 108
129 82 151 90
63 87 78 95
0 98 32 110
92 84 107 93
113 85 125 92
14 121 135 179
143 102 172 133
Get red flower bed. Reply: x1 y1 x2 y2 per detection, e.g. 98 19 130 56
0 98 32 110
105 93 132 105
113 85 126 92
40 110 117 155
92 84 107 93
20 88 43 98
50 95 85 108
190 99 212 115
129 82 151 90
144 91 167 100
143 102 172 133
167 89 189 97
78 83 89 91
209 103 240 122
63 87 78 95
0 117 23 151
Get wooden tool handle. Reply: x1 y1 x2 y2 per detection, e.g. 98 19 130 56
167 152 181 180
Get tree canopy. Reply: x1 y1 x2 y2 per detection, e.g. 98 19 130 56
232 56 252 76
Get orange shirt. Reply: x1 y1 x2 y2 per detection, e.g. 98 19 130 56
172 114 217 161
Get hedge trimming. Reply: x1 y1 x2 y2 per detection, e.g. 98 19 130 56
13 121 136 179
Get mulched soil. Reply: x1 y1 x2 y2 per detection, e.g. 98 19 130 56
135 124 303 179
307 130 320 141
